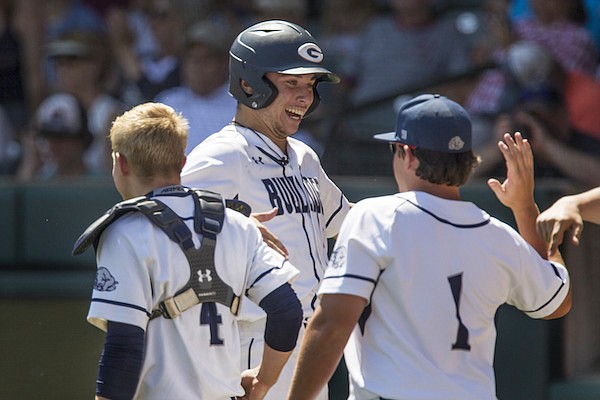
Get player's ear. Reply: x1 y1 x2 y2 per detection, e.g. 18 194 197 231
240 79 254 96
402 145 418 170
115 152 130 175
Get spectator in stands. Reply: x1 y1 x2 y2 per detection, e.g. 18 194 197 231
516 0 597 74
0 0 29 133
47 29 127 175
478 42 600 186
252 0 309 27
466 0 598 117
17 92 95 180
108 0 184 105
154 19 237 154
349 0 476 107
318 0 377 104
510 0 600 56
104 1 159 71
0 104 19 175
45 0 105 39
44 0 106 89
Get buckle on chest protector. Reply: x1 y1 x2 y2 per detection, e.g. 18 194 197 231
156 287 241 319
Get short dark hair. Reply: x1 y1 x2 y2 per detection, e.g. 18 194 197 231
399 147 480 186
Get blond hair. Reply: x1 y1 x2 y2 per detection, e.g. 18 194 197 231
110 102 188 178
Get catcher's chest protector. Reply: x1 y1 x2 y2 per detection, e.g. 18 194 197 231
73 190 247 317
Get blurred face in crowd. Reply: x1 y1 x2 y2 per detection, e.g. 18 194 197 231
183 42 229 96
390 0 434 22
147 0 182 54
55 55 104 92
37 132 89 176
530 0 573 24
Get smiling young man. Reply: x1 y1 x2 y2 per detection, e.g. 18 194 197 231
181 20 351 400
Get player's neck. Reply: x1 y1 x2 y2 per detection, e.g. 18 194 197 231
122 177 182 200
232 114 288 153
401 180 461 201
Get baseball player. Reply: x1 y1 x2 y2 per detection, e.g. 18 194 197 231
74 103 302 400
287 94 571 400
537 186 600 256
181 20 351 400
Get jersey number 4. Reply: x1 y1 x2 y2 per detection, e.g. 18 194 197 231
200 302 224 345
448 273 471 351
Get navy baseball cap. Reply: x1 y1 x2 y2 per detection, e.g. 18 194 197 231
373 94 472 153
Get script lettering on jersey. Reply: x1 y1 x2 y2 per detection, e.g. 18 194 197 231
261 176 323 216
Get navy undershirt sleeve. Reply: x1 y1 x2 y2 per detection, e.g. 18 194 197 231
96 321 145 400
259 282 303 352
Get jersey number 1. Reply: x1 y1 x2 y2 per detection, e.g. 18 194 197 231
448 273 471 351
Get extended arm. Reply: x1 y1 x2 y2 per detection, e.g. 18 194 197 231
287 293 367 400
537 186 600 256
241 283 302 400
487 134 571 319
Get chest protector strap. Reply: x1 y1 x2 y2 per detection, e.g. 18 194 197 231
73 190 244 319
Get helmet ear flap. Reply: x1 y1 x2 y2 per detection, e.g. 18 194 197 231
244 75 278 109
305 86 320 117
229 58 278 109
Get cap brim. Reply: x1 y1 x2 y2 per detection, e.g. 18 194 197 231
373 131 397 142
279 67 340 83
46 41 92 58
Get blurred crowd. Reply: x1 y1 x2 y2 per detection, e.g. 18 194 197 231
0 0 599 187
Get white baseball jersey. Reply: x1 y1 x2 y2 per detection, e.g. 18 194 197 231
87 186 298 400
320 191 569 400
181 124 350 321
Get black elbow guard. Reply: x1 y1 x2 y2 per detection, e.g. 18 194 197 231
259 283 303 352
97 321 145 400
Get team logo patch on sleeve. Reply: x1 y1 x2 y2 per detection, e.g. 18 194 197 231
328 246 346 270
94 267 119 292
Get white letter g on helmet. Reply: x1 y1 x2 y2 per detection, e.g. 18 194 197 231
298 43 323 63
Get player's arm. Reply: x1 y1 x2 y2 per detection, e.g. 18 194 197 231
95 321 145 400
287 293 367 400
488 132 547 257
537 187 600 256
241 283 302 399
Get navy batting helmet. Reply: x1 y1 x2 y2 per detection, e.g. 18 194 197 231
229 20 340 116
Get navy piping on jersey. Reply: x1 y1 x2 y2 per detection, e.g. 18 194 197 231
298 164 322 312
399 196 491 228
246 259 288 294
523 262 568 313
325 194 344 228
358 269 385 334
91 298 152 318
295 178 319 282
256 146 289 168
323 273 377 285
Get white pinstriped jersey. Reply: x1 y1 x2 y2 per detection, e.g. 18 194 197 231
86 187 298 400
181 124 350 321
320 191 569 400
